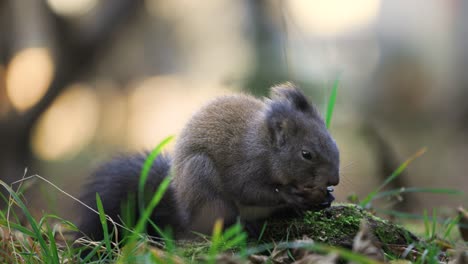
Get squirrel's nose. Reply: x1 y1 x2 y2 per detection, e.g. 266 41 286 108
327 169 340 186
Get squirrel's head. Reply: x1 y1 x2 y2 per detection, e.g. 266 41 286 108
265 83 340 203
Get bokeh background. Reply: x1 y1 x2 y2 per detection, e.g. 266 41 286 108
0 0 466 222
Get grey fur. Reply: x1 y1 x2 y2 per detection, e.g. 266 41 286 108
77 83 340 240
173 83 340 234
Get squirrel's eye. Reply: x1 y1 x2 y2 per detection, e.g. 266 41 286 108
301 150 312 160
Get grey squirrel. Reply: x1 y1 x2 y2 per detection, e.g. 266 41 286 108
76 83 340 241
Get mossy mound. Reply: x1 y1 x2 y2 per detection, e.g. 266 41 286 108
176 204 420 261
261 204 419 250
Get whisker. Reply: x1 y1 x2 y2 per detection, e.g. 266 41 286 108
342 161 356 170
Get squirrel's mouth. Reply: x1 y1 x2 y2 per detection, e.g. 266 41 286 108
301 186 335 210
319 186 335 208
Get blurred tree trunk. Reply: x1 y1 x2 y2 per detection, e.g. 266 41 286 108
0 0 142 206
454 0 468 127
244 0 290 95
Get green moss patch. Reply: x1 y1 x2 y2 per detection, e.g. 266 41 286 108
261 204 419 251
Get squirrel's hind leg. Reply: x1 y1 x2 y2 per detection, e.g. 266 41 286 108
174 153 239 236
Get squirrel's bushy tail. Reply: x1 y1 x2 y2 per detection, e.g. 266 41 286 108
75 153 182 241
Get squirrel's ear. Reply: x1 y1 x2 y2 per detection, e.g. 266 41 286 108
271 83 312 113
268 118 287 147
266 103 297 147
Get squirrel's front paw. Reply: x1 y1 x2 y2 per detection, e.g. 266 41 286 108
276 185 307 208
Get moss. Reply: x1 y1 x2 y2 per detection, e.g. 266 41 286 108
176 204 419 260
261 204 419 254
301 205 363 246
176 241 211 260
374 222 409 244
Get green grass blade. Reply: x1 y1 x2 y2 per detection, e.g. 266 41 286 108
36 215 60 263
158 228 176 264
81 240 108 263
376 208 459 228
96 193 112 253
256 221 268 243
222 222 243 241
138 135 174 215
373 187 463 200
46 222 60 263
423 209 430 238
121 136 174 262
443 214 461 239
431 209 437 238
223 233 248 250
147 217 165 237
325 76 340 129
208 219 224 264
218 222 247 251
360 147 427 208
0 220 36 237
134 175 172 234
0 180 52 261
121 192 136 239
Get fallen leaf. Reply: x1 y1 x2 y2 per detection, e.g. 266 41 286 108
148 247 185 264
248 254 269 264
270 246 290 264
213 254 243 264
448 250 468 264
292 253 338 264
458 207 468 242
352 220 384 262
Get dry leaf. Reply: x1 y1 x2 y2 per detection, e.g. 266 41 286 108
290 235 315 260
352 220 384 262
448 250 468 264
270 246 290 264
458 207 468 242
148 247 185 264
213 254 243 264
195 253 245 264
386 244 421 261
290 235 338 264
248 254 269 264
292 253 338 264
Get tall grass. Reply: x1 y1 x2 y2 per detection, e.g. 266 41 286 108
0 181 60 263
138 135 174 215
360 147 428 208
0 147 464 263
325 76 340 129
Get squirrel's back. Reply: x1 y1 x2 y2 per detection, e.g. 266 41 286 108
174 94 264 160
